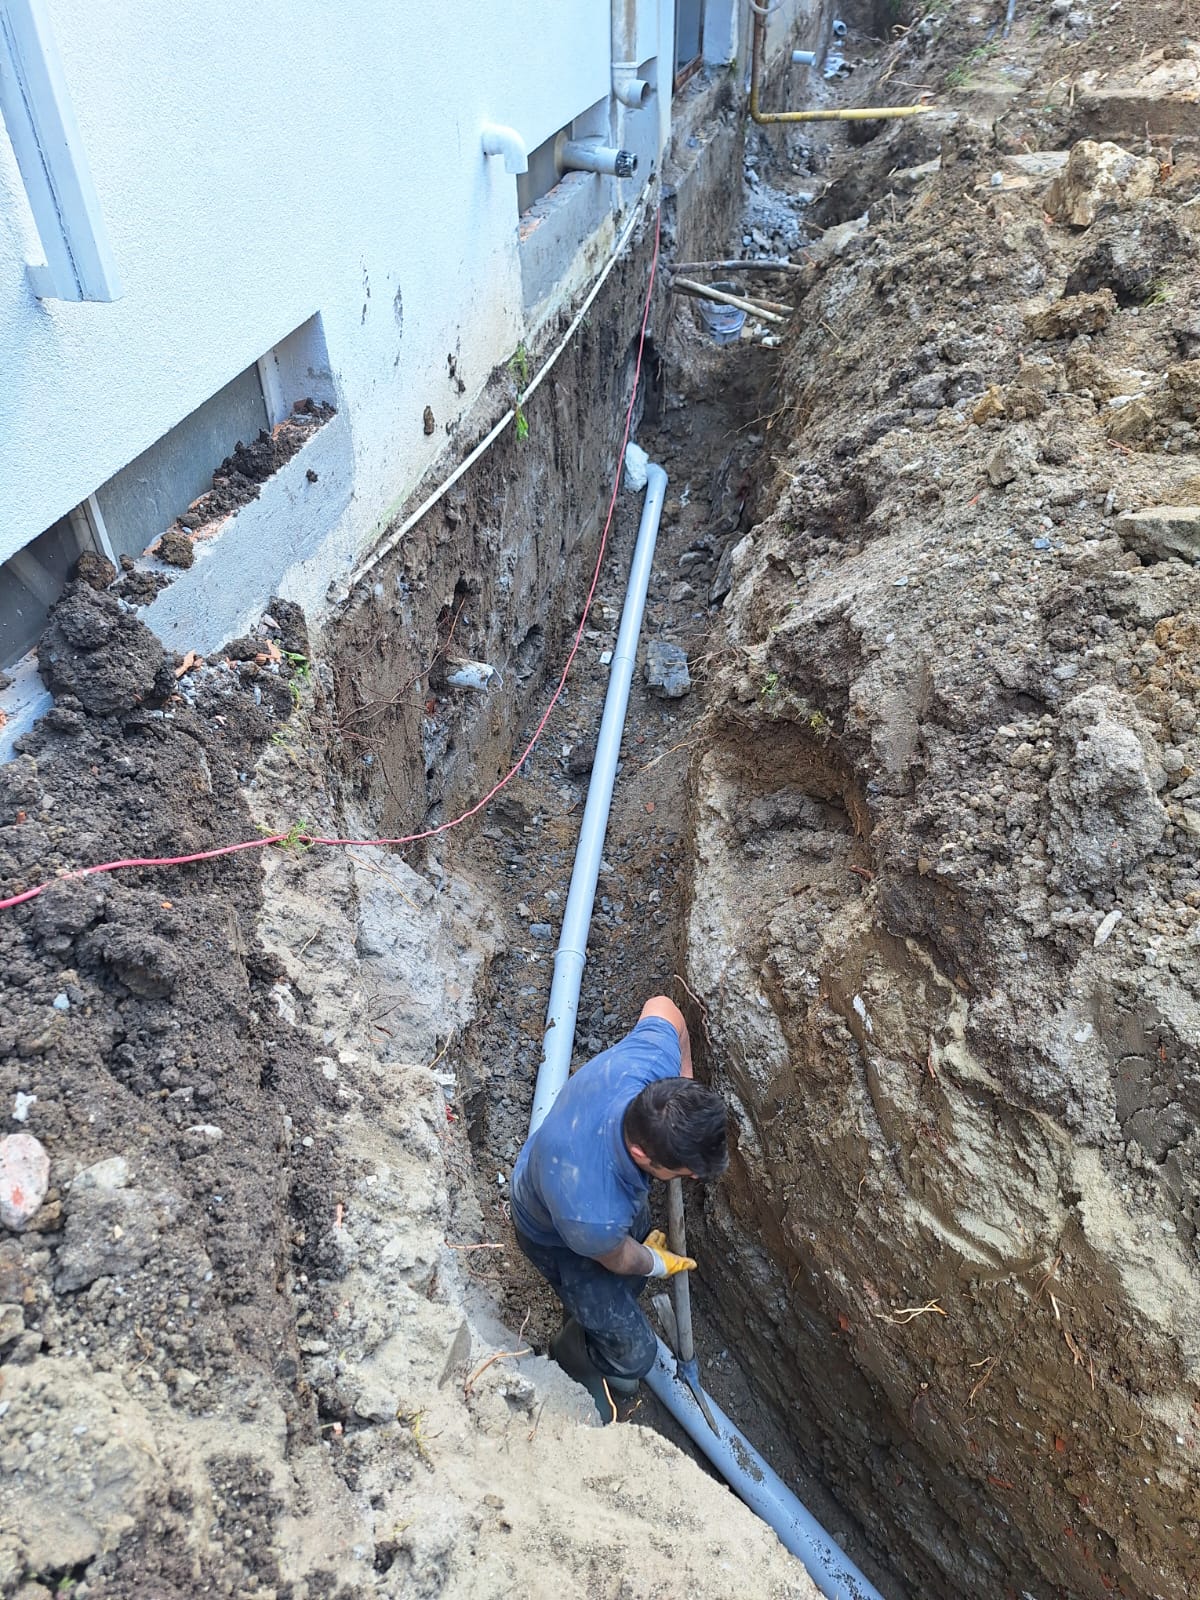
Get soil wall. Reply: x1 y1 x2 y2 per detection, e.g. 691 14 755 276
680 36 1200 1598
326 217 660 839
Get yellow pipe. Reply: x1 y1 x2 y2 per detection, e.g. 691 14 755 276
757 105 934 121
748 8 934 126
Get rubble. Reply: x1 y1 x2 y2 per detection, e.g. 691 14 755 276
1043 139 1159 226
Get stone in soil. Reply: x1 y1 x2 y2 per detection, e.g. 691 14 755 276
1115 505 1200 563
0 1133 50 1229
645 639 691 699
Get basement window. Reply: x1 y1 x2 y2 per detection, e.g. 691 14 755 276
674 0 704 88
0 504 104 667
93 363 273 564
0 313 334 670
516 95 611 217
517 97 615 309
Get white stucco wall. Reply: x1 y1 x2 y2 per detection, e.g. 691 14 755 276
0 0 820 685
0 0 664 578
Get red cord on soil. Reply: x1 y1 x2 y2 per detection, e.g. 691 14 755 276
0 209 662 915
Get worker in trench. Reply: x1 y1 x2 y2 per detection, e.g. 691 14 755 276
510 995 729 1419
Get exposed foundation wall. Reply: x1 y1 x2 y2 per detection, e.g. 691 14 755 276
323 222 660 838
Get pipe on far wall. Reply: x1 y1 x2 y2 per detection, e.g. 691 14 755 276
559 139 638 178
613 64 652 108
481 123 529 175
750 6 933 124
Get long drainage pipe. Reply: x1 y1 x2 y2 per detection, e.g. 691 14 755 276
529 464 887 1600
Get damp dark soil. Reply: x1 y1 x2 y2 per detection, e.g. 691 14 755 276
0 583 345 1597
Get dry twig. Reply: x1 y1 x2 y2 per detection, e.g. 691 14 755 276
881 1299 946 1325
968 1355 997 1406
601 1378 617 1424
463 1347 532 1395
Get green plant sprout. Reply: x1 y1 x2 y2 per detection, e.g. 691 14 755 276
509 344 531 442
266 820 316 851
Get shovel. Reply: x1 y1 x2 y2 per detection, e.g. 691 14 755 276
667 1177 719 1433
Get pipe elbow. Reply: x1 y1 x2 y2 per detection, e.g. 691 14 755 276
613 68 652 109
481 123 528 176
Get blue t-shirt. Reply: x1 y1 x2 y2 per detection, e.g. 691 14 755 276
510 1017 682 1256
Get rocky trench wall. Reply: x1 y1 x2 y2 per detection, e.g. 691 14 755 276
324 67 763 844
678 118 1200 1600
325 220 662 839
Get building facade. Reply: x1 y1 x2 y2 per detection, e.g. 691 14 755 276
0 0 822 744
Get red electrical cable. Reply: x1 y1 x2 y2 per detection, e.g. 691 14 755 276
0 208 662 915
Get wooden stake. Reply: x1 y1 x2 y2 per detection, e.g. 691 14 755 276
670 278 788 325
671 258 806 274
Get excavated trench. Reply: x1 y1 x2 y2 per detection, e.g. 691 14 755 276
323 11 1200 1600
4 6 1197 1597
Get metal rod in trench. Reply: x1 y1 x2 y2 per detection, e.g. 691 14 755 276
668 1176 719 1432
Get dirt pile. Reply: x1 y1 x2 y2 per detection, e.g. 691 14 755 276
1 489 815 1594
682 9 1200 1598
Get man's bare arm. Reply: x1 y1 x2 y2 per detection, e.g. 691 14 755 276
595 1236 656 1275
638 994 693 1078
596 1232 696 1277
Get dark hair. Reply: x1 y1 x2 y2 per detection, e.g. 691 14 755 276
623 1078 729 1180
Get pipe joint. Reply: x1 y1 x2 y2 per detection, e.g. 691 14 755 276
444 659 498 691
481 122 529 175
613 64 652 108
559 139 638 178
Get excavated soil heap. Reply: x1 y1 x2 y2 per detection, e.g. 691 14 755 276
683 35 1200 1600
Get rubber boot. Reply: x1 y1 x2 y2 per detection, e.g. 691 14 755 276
549 1319 639 1420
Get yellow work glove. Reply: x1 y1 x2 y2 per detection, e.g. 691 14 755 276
643 1229 696 1278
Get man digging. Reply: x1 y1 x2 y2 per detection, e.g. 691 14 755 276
511 995 729 1419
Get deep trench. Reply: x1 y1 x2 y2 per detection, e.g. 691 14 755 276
442 356 935 1600
329 258 918 1600
316 51 911 1600
317 15 1168 1600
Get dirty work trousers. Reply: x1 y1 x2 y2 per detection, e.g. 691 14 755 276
515 1203 658 1381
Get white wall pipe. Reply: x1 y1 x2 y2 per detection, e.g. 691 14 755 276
526 459 888 1600
791 50 818 66
560 139 638 179
613 64 652 108
644 1343 886 1600
480 122 528 175
530 461 667 1134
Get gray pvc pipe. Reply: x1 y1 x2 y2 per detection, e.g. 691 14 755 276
644 1343 884 1600
530 461 667 1135
529 461 886 1600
